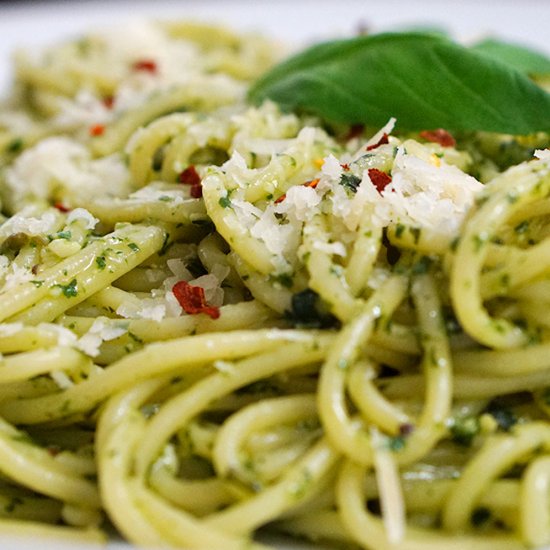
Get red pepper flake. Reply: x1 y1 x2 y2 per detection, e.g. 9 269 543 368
345 124 365 141
366 133 389 151
54 202 71 212
419 129 456 148
102 95 115 109
47 445 61 457
304 178 319 189
132 59 158 74
189 185 203 199
179 165 201 186
179 165 202 198
340 163 350 171
368 168 392 194
89 124 105 137
274 193 287 204
172 280 220 319
399 423 414 436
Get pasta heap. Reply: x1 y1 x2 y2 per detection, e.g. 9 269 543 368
1 19 550 550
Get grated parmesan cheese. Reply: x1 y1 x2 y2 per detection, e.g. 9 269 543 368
4 209 58 236
67 208 99 230
37 323 78 347
373 145 482 236
50 370 74 389
54 89 112 131
4 137 131 213
534 149 550 160
3 264 34 290
116 299 167 322
275 185 321 223
76 318 127 357
249 205 295 257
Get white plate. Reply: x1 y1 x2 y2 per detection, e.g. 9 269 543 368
0 0 549 548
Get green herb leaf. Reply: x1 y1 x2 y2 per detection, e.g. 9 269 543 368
471 507 492 528
55 230 72 240
249 32 550 134
450 415 480 447
6 138 23 154
472 38 550 77
57 279 78 298
218 196 232 208
285 288 338 329
339 173 362 193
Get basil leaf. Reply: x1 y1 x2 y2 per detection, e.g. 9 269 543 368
249 32 550 134
472 38 550 76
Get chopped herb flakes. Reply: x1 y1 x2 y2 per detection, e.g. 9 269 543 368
56 279 78 298
285 288 338 329
339 172 362 193
55 231 72 240
270 272 294 289
486 401 517 432
4 496 23 513
411 255 432 274
471 507 492 528
219 196 232 208
96 256 107 270
6 138 23 154
388 435 406 452
450 416 480 447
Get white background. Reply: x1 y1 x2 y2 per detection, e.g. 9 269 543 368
1 0 550 92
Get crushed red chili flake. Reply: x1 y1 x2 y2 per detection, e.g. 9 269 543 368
172 280 220 319
189 185 203 199
89 124 105 137
340 163 350 171
345 124 364 141
366 133 389 151
54 202 71 212
399 423 414 436
368 168 392 193
102 95 115 109
132 59 158 74
47 445 61 457
179 165 201 186
304 178 319 189
419 128 456 148
179 165 202 198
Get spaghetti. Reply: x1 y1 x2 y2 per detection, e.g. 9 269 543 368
0 18 550 550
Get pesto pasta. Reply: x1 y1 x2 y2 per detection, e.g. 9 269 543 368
1 18 550 550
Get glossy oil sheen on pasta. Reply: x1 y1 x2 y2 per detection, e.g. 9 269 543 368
0 19 550 550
